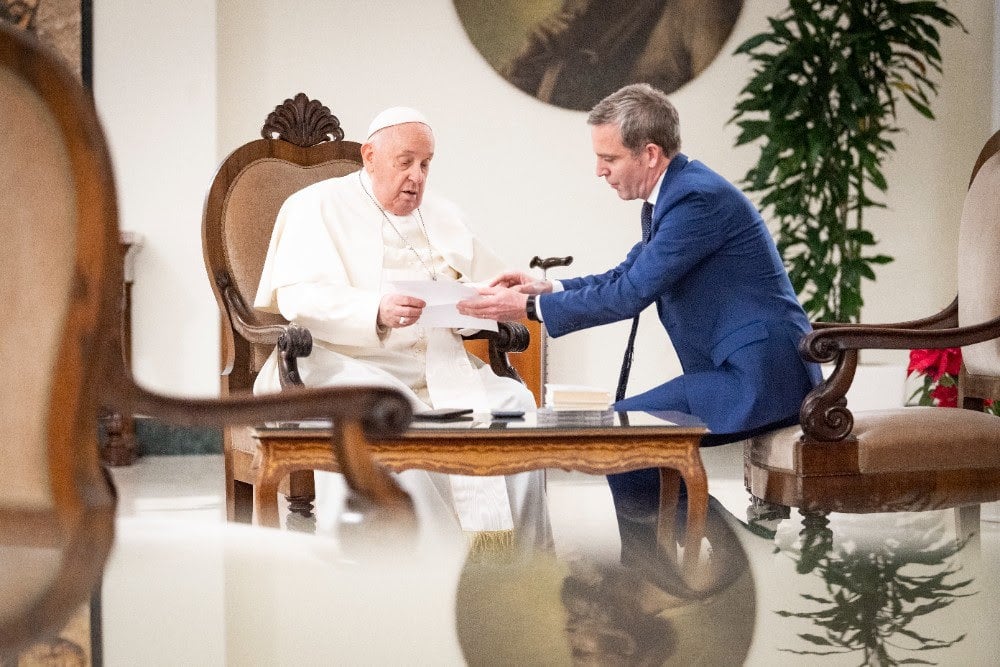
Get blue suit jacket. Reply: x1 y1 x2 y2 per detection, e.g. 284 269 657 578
539 154 821 435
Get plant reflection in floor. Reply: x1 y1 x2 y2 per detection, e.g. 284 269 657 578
775 512 976 666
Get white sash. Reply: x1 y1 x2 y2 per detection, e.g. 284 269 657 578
425 328 513 531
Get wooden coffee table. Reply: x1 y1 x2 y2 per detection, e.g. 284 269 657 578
251 411 708 569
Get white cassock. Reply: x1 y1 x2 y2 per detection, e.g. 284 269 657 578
254 170 551 549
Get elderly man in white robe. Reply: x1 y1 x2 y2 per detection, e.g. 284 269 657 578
253 106 551 551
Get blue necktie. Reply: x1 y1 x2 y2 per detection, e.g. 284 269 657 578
640 200 653 243
615 202 653 402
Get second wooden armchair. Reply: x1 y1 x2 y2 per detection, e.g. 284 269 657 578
745 130 1000 516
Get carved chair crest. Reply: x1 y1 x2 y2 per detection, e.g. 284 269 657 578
261 92 345 146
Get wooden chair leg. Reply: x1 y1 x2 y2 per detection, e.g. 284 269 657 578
797 510 833 570
99 409 137 466
232 479 253 524
745 495 790 538
284 470 317 533
955 504 981 569
748 495 790 520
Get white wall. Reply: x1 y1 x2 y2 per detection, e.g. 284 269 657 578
849 0 993 364
93 1 219 396
98 0 994 398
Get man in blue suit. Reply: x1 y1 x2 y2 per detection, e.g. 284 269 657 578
459 83 820 559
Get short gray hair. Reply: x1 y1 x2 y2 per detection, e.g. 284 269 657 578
587 84 681 158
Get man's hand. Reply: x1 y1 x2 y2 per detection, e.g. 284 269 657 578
489 270 553 295
379 293 426 329
457 286 529 322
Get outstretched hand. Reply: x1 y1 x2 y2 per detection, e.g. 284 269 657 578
489 270 553 295
457 286 529 322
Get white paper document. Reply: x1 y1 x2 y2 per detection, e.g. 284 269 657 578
389 279 498 331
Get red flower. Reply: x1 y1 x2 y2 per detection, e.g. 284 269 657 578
908 348 998 414
930 382 959 407
908 347 962 381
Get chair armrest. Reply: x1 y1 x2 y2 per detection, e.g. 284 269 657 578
462 322 530 381
811 297 958 331
800 311 1000 364
114 376 415 513
797 310 1000 442
126 384 410 438
218 273 311 389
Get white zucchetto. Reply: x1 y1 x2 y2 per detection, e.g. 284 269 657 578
366 106 431 139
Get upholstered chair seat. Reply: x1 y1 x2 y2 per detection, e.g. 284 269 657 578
751 407 1000 474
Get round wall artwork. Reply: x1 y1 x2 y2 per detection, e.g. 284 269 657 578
454 0 744 111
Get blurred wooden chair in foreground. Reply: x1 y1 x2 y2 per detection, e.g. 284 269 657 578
201 94 531 526
0 22 414 661
745 130 1000 516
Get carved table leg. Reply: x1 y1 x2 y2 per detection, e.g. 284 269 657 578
656 460 708 578
677 456 708 577
656 468 681 555
254 441 340 531
254 473 282 529
254 443 283 529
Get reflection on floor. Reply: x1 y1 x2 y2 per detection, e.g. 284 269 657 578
104 446 1000 666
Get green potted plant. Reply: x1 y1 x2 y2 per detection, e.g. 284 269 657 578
730 0 964 322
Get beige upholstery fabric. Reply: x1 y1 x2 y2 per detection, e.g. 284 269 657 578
232 425 256 455
748 425 800 470
0 548 61 623
222 157 362 372
751 407 1000 473
0 68 74 509
958 151 1000 376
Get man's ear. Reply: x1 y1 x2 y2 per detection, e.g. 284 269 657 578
360 141 375 165
644 143 663 167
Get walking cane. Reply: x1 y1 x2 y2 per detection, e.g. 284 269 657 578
529 255 573 396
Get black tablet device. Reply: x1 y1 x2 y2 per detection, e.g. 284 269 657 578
490 410 525 419
413 407 475 421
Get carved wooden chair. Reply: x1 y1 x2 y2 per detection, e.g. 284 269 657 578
202 94 531 526
745 130 1000 516
0 24 415 658
0 22 117 658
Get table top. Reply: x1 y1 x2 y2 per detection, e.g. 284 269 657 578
252 410 707 440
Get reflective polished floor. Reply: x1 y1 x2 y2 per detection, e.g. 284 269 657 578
104 446 1000 666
